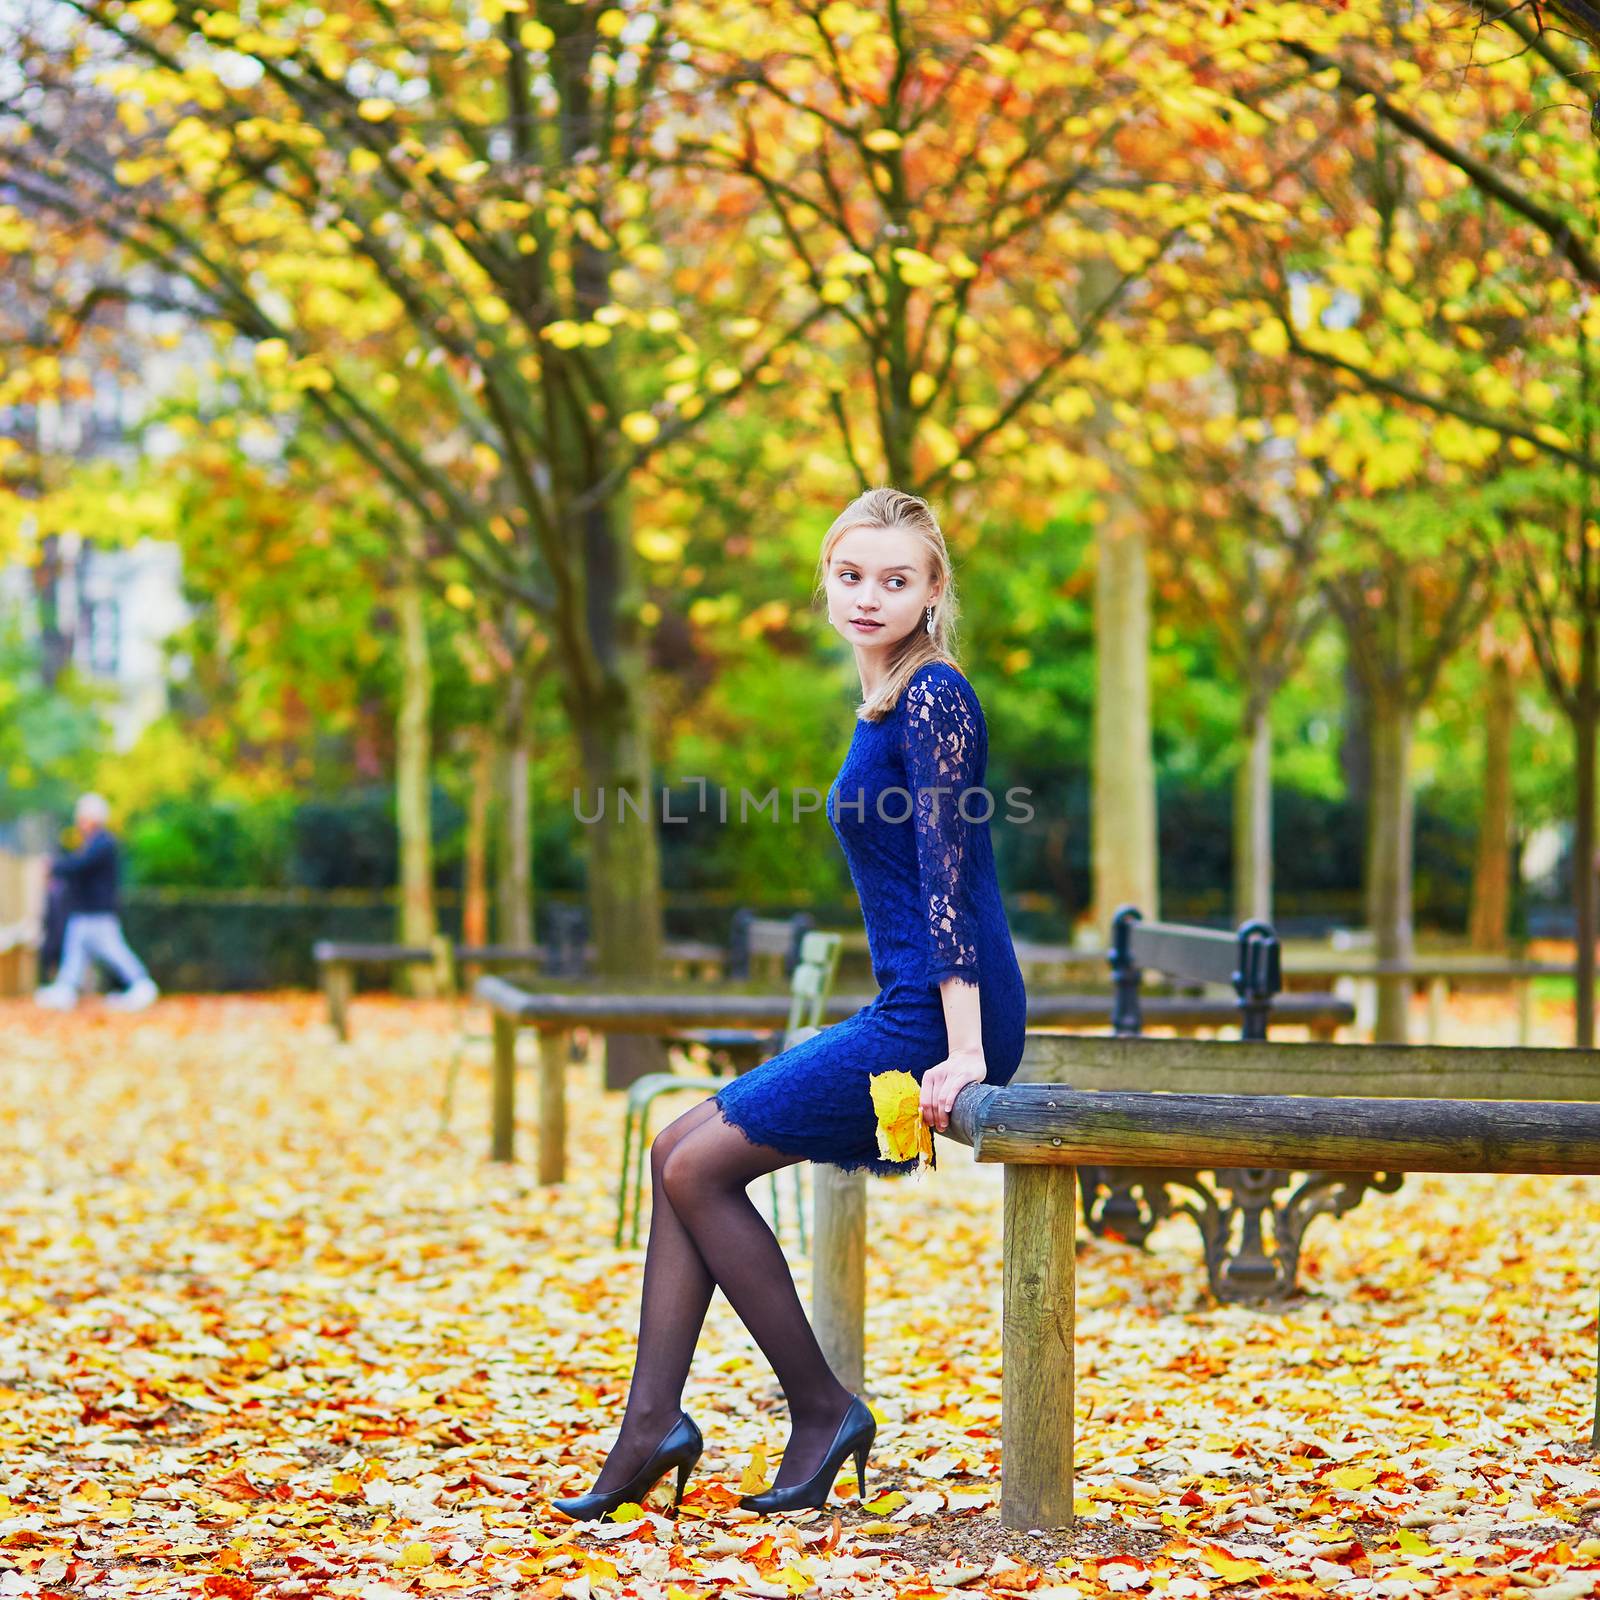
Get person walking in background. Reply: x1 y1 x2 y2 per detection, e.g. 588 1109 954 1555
34 793 159 1012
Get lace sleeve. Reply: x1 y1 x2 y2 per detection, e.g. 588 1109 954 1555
902 666 984 988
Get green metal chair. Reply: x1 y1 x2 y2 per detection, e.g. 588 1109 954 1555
614 929 845 1251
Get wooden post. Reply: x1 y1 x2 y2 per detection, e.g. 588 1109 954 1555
812 1167 867 1393
431 935 457 1000
1001 1163 1076 1530
538 1029 568 1185
491 1013 517 1163
1426 977 1447 1045
325 961 353 1043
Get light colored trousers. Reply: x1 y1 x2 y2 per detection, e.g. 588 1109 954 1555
56 913 153 994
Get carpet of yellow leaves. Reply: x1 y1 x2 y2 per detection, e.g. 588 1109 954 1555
0 995 1596 1600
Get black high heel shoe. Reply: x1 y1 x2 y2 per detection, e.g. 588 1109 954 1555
738 1395 876 1514
552 1412 703 1521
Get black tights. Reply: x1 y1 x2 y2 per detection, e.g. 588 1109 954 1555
589 1098 855 1494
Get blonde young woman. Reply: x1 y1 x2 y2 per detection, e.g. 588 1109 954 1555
553 488 1028 1521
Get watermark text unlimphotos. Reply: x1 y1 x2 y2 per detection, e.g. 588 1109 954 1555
573 778 1035 826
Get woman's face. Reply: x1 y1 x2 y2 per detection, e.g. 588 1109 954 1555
825 523 941 653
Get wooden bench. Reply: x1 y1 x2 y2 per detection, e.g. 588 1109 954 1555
1282 954 1582 1046
314 935 731 1041
812 1032 1600 1429
1072 906 1378 1300
938 1063 1600 1529
312 940 445 1040
471 982 1354 1185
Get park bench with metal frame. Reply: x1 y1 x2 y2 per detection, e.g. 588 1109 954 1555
935 1064 1600 1530
1075 905 1395 1301
665 912 816 1079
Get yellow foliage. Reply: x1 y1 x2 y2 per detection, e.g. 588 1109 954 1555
870 1071 933 1168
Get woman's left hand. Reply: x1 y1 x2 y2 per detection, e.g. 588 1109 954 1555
920 1047 988 1132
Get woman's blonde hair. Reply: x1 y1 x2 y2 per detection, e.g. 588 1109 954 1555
813 487 963 721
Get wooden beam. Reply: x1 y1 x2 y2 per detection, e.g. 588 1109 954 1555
952 1083 1600 1175
324 960 353 1043
538 1029 567 1185
812 1167 866 1393
1002 1163 1076 1530
491 1013 517 1163
1018 1035 1600 1101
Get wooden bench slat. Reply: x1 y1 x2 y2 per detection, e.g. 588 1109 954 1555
1127 921 1250 989
1019 1035 1600 1099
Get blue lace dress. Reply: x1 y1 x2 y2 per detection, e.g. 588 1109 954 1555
714 659 1028 1176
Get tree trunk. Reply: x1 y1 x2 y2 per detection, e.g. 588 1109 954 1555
570 636 668 1092
499 735 534 949
1468 654 1514 954
395 572 437 997
1574 614 1597 1049
1341 642 1373 900
1367 686 1415 1044
1092 515 1159 930
496 674 534 948
462 731 493 949
1233 690 1273 925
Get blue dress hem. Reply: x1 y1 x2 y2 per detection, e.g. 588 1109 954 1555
713 1090 922 1180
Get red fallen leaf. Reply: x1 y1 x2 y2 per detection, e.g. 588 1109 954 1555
742 1534 782 1575
207 1467 262 1501
1180 1489 1204 1507
202 1578 257 1599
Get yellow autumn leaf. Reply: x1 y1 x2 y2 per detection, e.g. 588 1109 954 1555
1327 1466 1379 1491
542 321 583 349
620 411 661 445
863 128 903 151
870 1070 933 1167
1199 1547 1268 1583
739 1445 767 1494
1248 319 1289 358
357 98 396 122
606 1500 647 1522
890 248 946 287
396 1542 436 1568
861 1490 908 1514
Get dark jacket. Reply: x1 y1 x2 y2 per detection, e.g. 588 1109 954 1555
52 830 120 916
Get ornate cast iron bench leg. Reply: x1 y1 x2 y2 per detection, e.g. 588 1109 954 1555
1079 1165 1405 1302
